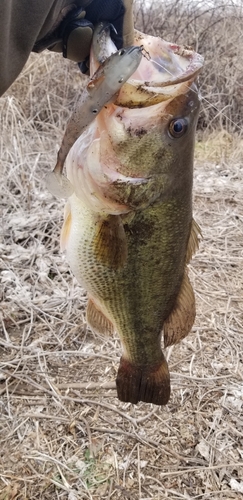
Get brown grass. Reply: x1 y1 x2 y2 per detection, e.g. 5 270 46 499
1 6 243 499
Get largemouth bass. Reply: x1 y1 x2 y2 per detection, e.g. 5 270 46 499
60 25 203 405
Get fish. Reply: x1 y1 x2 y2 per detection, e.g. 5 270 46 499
59 24 203 405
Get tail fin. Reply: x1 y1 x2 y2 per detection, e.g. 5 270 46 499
116 356 170 406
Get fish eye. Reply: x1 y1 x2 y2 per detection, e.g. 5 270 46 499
118 48 126 56
168 118 188 138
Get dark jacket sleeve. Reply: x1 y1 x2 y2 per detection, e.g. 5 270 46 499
0 0 69 96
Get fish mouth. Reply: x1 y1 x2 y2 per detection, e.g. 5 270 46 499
115 31 204 107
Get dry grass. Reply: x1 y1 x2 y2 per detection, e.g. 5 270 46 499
1 21 243 500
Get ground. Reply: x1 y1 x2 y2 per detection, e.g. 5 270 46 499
0 52 243 500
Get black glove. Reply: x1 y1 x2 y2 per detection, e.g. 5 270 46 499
33 0 134 73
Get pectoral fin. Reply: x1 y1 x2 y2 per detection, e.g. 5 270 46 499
86 298 114 336
163 271 195 347
93 215 127 269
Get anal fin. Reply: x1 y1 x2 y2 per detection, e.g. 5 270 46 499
94 215 127 269
86 298 114 336
116 356 170 406
163 271 196 347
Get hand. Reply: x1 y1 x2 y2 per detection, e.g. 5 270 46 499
34 0 134 73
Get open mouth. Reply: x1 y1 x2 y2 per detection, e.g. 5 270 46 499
114 31 203 108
